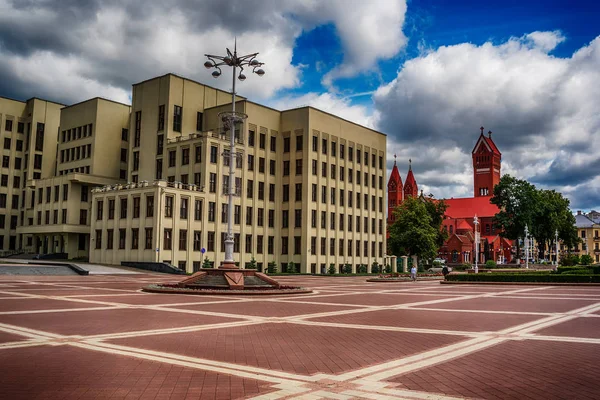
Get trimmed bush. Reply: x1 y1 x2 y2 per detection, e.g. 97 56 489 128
371 261 380 274
268 261 278 274
454 263 472 271
560 254 580 266
358 264 367 274
343 264 353 274
580 255 593 266
202 258 212 268
287 261 298 273
485 260 497 268
385 264 392 273
446 273 600 283
328 264 336 275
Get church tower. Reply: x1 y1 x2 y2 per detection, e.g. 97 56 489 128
403 159 419 199
472 127 501 197
387 155 403 223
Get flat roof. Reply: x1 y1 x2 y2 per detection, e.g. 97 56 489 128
0 95 65 107
61 97 131 111
132 73 246 99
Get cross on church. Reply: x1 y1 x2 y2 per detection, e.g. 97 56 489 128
480 126 484 135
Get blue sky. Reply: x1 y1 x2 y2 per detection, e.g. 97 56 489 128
1 0 599 210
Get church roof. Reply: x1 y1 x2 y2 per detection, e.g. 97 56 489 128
405 163 417 190
472 132 501 156
443 196 500 219
456 219 473 231
387 160 403 188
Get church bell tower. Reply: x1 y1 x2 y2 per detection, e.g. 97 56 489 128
472 127 501 197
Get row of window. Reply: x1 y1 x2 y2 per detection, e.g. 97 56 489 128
60 144 92 163
0 174 20 189
36 184 71 205
1 155 22 170
0 235 18 250
3 137 24 152
0 193 19 210
312 136 384 169
94 227 383 258
61 124 93 143
0 214 17 230
58 166 91 176
312 161 383 188
3 119 25 133
311 184 383 211
165 146 202 167
35 209 70 225
95 196 202 221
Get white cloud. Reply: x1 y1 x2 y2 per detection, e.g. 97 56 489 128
374 31 600 209
270 92 375 128
0 0 408 104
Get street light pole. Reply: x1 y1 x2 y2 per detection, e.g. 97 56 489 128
205 42 265 268
473 215 479 274
555 229 559 266
524 224 529 269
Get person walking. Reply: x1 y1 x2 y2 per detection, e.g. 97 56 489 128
410 266 417 282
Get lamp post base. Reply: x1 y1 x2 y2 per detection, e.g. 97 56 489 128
219 261 239 269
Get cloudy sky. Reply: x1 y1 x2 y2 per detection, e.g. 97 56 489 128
1 0 599 210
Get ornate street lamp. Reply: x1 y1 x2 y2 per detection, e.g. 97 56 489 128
555 229 559 267
205 43 265 268
524 224 529 269
473 215 479 273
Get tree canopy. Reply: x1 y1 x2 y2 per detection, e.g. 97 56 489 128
491 175 578 258
388 196 447 261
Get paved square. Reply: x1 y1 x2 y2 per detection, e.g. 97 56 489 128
0 273 599 400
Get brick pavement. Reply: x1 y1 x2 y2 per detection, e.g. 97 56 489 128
0 271 599 399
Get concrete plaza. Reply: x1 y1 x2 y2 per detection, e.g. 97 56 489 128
0 271 598 399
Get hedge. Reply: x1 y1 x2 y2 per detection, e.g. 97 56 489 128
556 266 600 274
445 273 600 283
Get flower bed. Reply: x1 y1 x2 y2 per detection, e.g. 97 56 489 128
143 283 312 295
444 274 600 283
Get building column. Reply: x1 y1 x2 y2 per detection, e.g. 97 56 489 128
411 255 418 270
400 256 407 273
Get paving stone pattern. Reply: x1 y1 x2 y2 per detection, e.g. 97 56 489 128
0 269 599 399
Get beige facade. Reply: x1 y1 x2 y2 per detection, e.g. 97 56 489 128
0 96 63 255
2 74 387 272
16 98 130 257
89 74 386 273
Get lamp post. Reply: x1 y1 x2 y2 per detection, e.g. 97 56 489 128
555 229 559 266
524 224 529 269
473 215 479 273
205 43 265 269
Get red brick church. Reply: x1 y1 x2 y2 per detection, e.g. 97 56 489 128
387 128 513 264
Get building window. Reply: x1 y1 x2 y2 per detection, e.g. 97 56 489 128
168 150 176 167
145 228 153 249
4 120 12 131
248 130 255 147
270 136 276 152
165 196 173 217
173 105 182 132
95 230 102 249
207 231 215 251
208 202 215 222
163 229 172 250
193 231 201 251
35 123 45 151
131 197 140 218
94 201 103 221
132 228 139 249
260 133 266 149
179 229 187 250
210 146 218 163
194 200 202 220
283 161 290 176
180 198 188 219
182 148 189 165
284 137 290 152
119 229 126 249
134 111 141 147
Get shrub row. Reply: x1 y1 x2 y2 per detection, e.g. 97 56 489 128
556 266 600 274
446 273 600 283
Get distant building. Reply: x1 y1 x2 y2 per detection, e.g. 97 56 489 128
574 211 600 263
387 127 512 264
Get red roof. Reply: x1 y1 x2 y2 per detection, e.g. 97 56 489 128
443 196 499 219
456 219 472 231
471 133 501 156
405 168 417 192
387 162 403 189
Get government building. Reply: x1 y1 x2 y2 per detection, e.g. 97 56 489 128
0 74 387 273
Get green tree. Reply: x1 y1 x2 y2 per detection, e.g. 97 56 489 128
202 257 212 269
423 196 449 247
328 263 336 274
532 189 578 259
267 261 277 274
491 175 539 259
388 197 439 261
580 254 593 266
287 261 297 273
248 256 257 270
